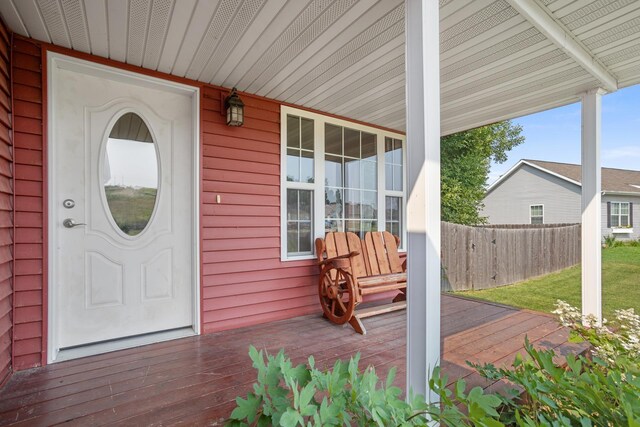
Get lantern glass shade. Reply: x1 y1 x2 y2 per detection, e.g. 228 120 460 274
224 88 244 127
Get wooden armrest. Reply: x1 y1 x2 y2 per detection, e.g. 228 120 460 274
318 251 360 266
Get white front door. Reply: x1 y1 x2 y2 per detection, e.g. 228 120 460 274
49 54 198 355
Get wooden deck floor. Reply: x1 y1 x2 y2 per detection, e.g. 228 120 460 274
0 295 585 426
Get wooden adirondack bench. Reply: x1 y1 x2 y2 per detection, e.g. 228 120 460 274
315 231 407 334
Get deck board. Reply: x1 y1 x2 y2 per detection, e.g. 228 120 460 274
0 295 585 426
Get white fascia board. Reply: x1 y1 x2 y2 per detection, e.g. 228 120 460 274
506 0 617 93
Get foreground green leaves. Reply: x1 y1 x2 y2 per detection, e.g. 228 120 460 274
226 347 503 426
227 301 639 426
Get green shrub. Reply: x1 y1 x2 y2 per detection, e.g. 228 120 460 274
603 234 620 248
225 347 503 426
227 301 639 426
471 301 640 426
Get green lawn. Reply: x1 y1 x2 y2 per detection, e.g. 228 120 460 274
457 246 640 319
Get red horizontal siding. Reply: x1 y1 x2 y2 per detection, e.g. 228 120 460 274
11 37 41 371
14 243 42 259
5 37 410 370
12 305 41 323
202 236 280 251
0 20 11 386
200 86 318 333
203 266 316 288
13 275 41 291
203 276 315 298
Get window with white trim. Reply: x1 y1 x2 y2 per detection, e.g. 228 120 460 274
285 115 315 256
610 201 630 227
281 107 405 259
530 205 543 224
385 137 404 238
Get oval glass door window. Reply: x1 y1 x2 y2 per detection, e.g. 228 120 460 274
103 112 158 236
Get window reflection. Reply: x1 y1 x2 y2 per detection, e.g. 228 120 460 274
385 137 403 191
103 113 158 236
286 115 314 183
324 124 377 237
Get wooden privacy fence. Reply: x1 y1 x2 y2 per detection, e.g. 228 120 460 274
441 222 581 291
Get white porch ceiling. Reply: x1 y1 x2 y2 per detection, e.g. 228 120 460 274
2 0 640 135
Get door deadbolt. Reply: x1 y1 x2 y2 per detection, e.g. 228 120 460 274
63 199 75 209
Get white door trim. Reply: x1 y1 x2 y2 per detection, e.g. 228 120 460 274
46 52 201 363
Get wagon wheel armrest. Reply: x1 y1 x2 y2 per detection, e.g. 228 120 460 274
318 251 360 267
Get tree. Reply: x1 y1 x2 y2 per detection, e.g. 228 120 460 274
441 120 524 225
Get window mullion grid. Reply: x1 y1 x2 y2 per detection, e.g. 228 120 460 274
281 106 406 258
381 136 406 248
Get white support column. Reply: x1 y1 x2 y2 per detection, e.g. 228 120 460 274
405 0 441 400
581 89 605 323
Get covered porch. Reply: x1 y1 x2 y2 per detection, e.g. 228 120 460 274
0 295 586 425
0 0 638 417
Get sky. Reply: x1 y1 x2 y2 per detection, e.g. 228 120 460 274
488 84 640 185
104 138 158 188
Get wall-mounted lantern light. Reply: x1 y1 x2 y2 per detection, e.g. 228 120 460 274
224 87 244 127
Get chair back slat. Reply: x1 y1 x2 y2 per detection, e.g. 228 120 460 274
324 232 339 259
333 232 350 257
383 231 404 273
321 232 367 278
347 232 368 278
363 233 380 275
364 231 403 275
374 232 392 274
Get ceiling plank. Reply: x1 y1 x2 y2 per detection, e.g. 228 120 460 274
142 0 173 70
442 65 589 114
127 0 151 67
268 2 403 101
13 0 52 42
296 37 405 107
571 2 640 37
220 0 309 89
184 0 240 80
36 0 71 47
83 0 109 57
107 0 128 63
442 75 595 129
205 0 288 86
311 56 404 110
170 0 218 77
192 0 270 83
245 0 372 96
506 0 617 92
156 0 196 74
331 78 406 117
61 0 91 53
0 0 29 37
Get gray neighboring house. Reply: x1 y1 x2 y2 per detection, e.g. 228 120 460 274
482 159 640 240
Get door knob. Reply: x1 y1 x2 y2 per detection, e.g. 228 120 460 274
63 218 86 228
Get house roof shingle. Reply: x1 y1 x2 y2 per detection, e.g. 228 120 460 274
525 159 640 194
